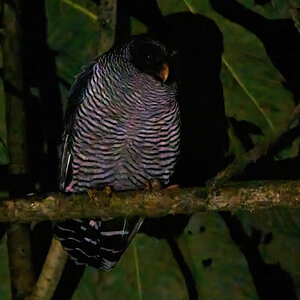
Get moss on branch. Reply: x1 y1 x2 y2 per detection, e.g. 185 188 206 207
0 180 300 223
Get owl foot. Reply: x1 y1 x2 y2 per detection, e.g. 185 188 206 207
145 179 161 192
87 186 113 207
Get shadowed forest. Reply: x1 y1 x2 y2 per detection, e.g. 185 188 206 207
0 0 300 299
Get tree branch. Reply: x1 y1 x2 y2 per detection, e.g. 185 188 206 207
3 1 35 298
7 223 36 299
26 238 68 300
208 103 300 189
0 180 299 222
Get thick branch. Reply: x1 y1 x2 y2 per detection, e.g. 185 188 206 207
3 1 35 298
26 238 68 300
3 0 28 176
7 223 36 299
0 180 300 222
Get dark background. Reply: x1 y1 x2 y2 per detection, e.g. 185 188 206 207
0 0 299 299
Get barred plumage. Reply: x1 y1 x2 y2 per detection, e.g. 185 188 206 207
54 36 180 270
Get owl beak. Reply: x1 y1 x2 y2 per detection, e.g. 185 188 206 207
158 63 169 83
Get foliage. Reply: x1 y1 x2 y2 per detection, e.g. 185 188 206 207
179 0 295 153
0 0 299 299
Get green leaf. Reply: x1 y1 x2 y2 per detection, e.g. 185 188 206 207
131 17 147 35
73 234 187 300
180 213 259 300
60 0 97 21
236 208 300 297
157 0 189 15
228 122 246 156
182 0 295 150
132 240 143 300
243 0 300 21
274 137 300 160
45 0 114 84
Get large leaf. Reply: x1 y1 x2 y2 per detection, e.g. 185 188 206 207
236 208 300 296
179 0 295 150
73 234 187 300
73 214 259 300
180 213 259 300
45 0 114 84
72 210 300 299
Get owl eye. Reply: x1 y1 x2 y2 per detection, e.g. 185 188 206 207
140 48 161 66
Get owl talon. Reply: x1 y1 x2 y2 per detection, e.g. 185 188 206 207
87 189 99 206
87 186 113 207
145 179 161 192
105 186 113 197
103 186 113 207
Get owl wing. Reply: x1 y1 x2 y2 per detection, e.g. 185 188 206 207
59 60 97 191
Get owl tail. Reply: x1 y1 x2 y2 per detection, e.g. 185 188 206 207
54 217 143 270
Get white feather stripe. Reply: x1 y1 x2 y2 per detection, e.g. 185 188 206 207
101 258 117 270
100 247 124 253
71 247 100 258
55 225 76 234
84 237 98 245
100 230 129 236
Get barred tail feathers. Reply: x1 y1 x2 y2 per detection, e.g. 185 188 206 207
54 217 143 270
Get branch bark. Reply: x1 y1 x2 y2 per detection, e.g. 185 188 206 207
3 1 35 298
7 223 35 299
3 1 27 176
26 238 68 300
208 103 300 189
0 180 299 222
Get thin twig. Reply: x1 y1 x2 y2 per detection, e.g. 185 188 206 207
208 103 300 189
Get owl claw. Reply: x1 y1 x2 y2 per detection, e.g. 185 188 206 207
145 179 161 192
87 189 99 206
87 186 113 207
105 186 113 197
